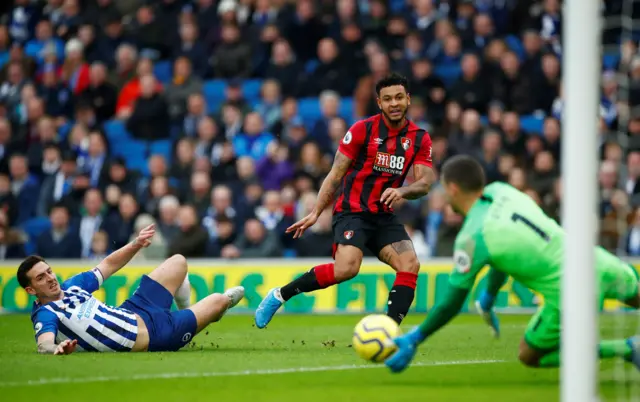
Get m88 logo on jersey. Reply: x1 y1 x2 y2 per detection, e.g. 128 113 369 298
374 152 405 175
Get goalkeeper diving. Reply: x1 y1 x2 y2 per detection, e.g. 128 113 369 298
385 155 640 372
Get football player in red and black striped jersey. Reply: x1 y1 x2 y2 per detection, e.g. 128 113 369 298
255 73 436 328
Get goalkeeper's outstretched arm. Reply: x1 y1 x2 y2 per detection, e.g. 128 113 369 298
415 285 470 342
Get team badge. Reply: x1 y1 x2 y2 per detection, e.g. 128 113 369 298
344 230 354 240
401 138 411 151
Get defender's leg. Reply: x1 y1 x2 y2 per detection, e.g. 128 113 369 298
374 215 420 324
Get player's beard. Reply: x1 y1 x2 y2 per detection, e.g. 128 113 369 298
382 107 407 127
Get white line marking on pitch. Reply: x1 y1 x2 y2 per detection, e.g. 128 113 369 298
0 359 504 388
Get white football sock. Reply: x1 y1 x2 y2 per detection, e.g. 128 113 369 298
175 275 191 310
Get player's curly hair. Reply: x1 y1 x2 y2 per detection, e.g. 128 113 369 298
441 155 486 192
375 73 409 96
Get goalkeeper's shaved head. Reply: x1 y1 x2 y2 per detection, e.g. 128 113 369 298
441 155 486 193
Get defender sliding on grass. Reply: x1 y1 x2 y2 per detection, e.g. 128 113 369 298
18 224 244 354
385 155 640 373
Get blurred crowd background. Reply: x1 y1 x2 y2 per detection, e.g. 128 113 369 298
0 0 637 261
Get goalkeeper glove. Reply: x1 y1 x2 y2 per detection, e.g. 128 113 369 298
475 290 500 339
385 326 425 373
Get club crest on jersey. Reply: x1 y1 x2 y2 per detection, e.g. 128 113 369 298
344 230 354 240
401 138 411 151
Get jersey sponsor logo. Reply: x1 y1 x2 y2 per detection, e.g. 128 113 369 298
401 138 411 151
34 322 42 333
453 250 471 273
344 230 354 240
343 131 353 144
182 332 192 343
374 152 405 175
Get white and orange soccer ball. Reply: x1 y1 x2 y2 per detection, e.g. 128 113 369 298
352 314 402 363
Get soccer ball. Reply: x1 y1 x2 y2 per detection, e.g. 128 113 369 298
352 314 402 363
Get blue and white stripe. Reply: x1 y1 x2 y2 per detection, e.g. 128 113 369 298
42 286 138 352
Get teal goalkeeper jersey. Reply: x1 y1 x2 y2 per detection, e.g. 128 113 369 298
448 182 566 307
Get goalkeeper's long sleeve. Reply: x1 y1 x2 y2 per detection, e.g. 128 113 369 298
484 268 508 302
417 285 470 340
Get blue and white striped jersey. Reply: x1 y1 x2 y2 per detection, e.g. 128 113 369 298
30 269 139 352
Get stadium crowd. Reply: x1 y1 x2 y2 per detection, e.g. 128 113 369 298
0 0 637 261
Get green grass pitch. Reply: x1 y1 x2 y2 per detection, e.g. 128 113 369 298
0 313 638 401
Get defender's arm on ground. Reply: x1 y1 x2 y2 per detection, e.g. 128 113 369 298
36 333 76 355
96 224 156 280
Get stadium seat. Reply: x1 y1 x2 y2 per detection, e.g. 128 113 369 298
283 249 297 258
57 121 74 141
602 53 620 70
203 79 227 112
242 79 263 102
434 64 462 87
339 97 355 120
298 98 322 122
104 120 132 142
150 139 173 163
154 60 173 84
112 139 147 159
20 217 52 244
520 115 544 134
505 35 525 60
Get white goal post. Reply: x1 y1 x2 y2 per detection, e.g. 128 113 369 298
561 0 601 400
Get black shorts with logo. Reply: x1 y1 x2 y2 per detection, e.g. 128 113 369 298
331 212 411 259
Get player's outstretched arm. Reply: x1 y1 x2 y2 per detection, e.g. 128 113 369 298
96 224 156 281
475 268 507 339
287 151 352 238
36 333 77 355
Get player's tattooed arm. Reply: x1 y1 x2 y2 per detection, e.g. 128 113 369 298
311 151 352 216
399 164 436 200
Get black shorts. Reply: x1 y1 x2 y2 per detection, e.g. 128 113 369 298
331 212 411 259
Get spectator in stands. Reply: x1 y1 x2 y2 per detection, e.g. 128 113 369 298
168 204 208 258
100 191 138 250
39 64 73 123
116 57 156 118
81 131 108 187
157 194 180 244
529 150 558 198
211 22 251 79
9 154 39 224
254 79 282 132
623 151 640 206
174 21 207 78
77 188 104 258
166 57 203 122
451 53 490 114
186 171 211 217
61 38 89 95
26 116 56 174
449 109 482 156
535 53 561 114
310 90 340 152
37 150 87 217
0 209 26 259
434 205 463 257
36 202 82 258
99 156 137 195
600 189 631 253
126 74 170 140
194 116 220 160
130 4 166 60
109 43 137 90
88 230 109 260
303 38 349 97
222 218 282 258
57 0 82 40
0 173 18 226
0 118 20 173
181 93 208 137
81 62 117 124
130 213 167 260
1 62 29 120
232 112 275 161
211 141 238 183
265 39 301 97
255 189 293 243
500 111 526 157
493 50 534 115
294 208 333 257
25 19 64 66
256 141 294 192
623 207 640 256
220 103 243 139
208 214 237 257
